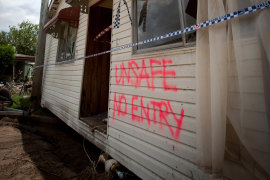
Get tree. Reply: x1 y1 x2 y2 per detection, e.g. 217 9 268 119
8 21 38 56
0 45 15 74
0 31 9 45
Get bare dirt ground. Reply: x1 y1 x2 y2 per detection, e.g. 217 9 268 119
0 114 109 180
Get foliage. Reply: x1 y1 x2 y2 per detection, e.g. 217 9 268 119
0 31 9 45
8 21 39 56
0 21 38 56
0 45 15 74
10 94 22 109
10 94 30 110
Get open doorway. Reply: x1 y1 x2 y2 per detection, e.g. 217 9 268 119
80 0 112 134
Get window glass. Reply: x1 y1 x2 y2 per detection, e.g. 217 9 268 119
134 0 197 52
58 38 66 60
136 0 183 50
182 0 197 42
66 27 77 59
57 25 77 61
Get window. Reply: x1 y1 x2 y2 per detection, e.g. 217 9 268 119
57 24 77 61
133 0 197 52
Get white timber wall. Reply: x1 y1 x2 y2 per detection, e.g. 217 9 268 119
40 1 268 179
107 1 269 179
42 1 84 120
106 0 210 179
41 1 207 179
41 0 108 151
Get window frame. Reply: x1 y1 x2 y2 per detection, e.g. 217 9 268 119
132 0 196 55
56 23 78 62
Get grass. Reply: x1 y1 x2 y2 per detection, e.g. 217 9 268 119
9 94 31 110
9 94 53 116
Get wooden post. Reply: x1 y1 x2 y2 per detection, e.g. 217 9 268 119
31 0 49 109
13 62 15 80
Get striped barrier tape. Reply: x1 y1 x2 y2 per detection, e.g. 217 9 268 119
94 24 112 41
113 0 132 29
94 0 132 42
123 0 132 25
34 1 270 70
113 0 121 28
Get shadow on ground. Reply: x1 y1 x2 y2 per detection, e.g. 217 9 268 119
0 113 109 180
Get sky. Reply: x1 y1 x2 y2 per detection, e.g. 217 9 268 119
0 0 42 31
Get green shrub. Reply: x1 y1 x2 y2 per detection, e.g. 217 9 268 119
19 96 30 110
10 94 30 110
0 45 15 74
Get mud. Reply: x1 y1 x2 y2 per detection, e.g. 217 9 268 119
0 115 110 180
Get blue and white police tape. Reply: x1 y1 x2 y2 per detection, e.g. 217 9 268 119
34 0 270 70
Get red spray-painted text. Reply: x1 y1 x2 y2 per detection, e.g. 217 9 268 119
115 59 177 92
112 59 185 140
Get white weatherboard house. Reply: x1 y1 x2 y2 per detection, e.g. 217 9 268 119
41 0 270 179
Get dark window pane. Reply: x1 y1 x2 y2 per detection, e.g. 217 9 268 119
57 25 77 61
66 27 77 59
182 0 197 42
58 38 66 60
136 0 183 49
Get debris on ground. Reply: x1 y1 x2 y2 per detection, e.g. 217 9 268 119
1 80 32 95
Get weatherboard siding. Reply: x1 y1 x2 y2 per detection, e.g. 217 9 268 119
41 0 112 154
40 0 268 179
41 0 209 179
105 0 208 179
41 1 87 132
